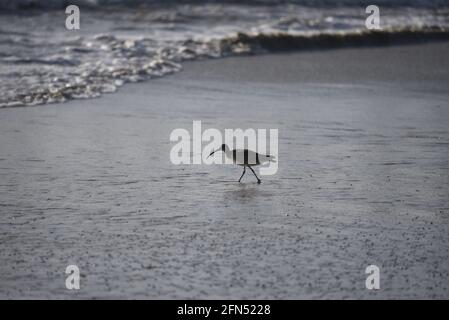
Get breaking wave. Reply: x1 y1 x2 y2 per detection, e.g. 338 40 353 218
1 2 449 107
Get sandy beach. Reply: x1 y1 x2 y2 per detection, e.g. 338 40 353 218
0 41 449 299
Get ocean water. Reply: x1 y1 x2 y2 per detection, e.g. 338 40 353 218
1 0 449 107
1 46 448 298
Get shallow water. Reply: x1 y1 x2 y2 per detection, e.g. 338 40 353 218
0 48 448 298
1 1 449 107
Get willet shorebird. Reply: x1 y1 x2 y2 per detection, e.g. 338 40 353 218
208 144 275 184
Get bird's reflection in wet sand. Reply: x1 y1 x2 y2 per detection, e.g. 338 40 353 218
222 183 274 205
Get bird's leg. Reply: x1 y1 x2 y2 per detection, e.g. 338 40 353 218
238 166 246 182
248 166 261 184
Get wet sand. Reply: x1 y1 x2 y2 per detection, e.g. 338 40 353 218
0 41 449 299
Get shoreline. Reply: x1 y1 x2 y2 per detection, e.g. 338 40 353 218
1 41 448 299
2 37 449 110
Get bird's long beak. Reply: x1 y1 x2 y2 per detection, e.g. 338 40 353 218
207 149 219 159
